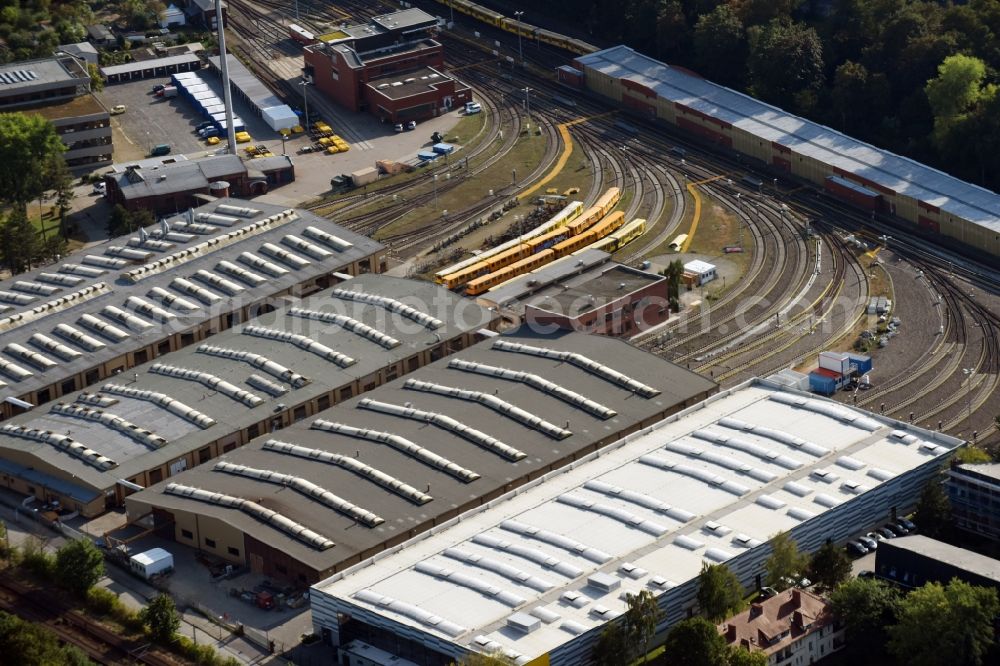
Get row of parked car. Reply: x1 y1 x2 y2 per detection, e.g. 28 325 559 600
845 517 917 556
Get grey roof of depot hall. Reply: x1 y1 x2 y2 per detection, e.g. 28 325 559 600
0 198 383 401
0 274 492 495
130 331 717 573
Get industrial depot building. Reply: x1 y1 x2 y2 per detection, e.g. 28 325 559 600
566 45 1000 258
0 198 384 420
124 333 717 584
303 8 470 122
309 382 961 666
0 274 495 515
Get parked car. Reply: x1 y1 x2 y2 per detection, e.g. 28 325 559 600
866 531 885 542
110 104 127 115
758 587 779 600
199 127 220 138
858 570 877 580
857 535 878 550
297 145 315 154
846 541 869 556
196 120 215 132
152 83 165 93
92 181 106 195
884 523 908 537
406 120 417 130
875 527 896 539
898 517 917 532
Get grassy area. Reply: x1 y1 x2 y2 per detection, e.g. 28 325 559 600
534 125 594 198
374 130 550 241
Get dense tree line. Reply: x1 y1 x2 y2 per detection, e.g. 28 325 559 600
514 0 1000 192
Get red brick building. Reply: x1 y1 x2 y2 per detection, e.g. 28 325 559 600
302 9 469 122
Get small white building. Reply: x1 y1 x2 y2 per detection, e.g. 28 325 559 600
129 547 174 580
683 259 717 286
160 4 187 28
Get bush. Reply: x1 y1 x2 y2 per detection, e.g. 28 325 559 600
19 537 55 579
175 635 231 666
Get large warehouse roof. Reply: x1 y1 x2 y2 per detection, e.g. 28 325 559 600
577 46 1000 234
0 198 382 401
0 275 486 499
128 333 716 574
314 381 960 663
881 536 1000 584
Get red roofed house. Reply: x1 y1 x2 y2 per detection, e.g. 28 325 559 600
721 588 845 665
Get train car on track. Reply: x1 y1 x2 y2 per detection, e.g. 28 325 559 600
288 23 317 45
439 0 598 55
434 201 583 283
585 217 645 253
668 234 688 251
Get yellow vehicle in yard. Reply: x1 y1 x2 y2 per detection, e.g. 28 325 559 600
206 136 221 145
235 131 252 143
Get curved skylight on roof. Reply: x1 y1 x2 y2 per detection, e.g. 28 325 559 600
310 419 480 482
213 461 383 526
500 520 611 563
281 234 332 259
0 283 111 335
663 441 777 482
50 402 167 449
53 323 106 352
28 333 82 361
262 439 432 504
100 383 215 428
101 305 154 331
638 455 751 495
169 277 222 305
491 340 660 397
583 480 694 522
287 308 401 349
246 374 287 396
242 326 356 367
715 417 830 457
447 359 617 419
403 378 571 439
5 343 56 370
330 287 443 330
358 398 525 461
196 344 308 388
1 424 117 470
442 547 555 592
192 269 244 296
237 251 288 276
149 363 264 407
215 260 267 287
353 589 467 638
146 286 201 312
414 561 526 607
78 313 130 342
36 272 83 287
768 392 881 430
259 242 310 269
302 225 352 251
164 482 335 550
556 493 669 536
0 290 36 305
59 263 104 277
124 296 177 322
471 533 584 578
11 280 59 296
0 358 34 381
691 429 803 470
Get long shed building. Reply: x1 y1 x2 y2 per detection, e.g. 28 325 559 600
572 45 1000 258
124 332 718 585
310 380 961 665
0 275 496 515
0 198 384 419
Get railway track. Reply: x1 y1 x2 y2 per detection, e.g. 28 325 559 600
0 576 177 666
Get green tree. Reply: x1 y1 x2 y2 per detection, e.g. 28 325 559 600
829 577 901 661
55 538 105 597
925 54 996 129
887 579 1000 666
693 4 747 87
0 113 67 208
591 620 628 666
956 445 992 464
139 593 181 644
807 541 852 593
746 20 824 112
0 610 92 665
662 617 729 666
623 589 663 663
87 62 104 92
697 562 745 622
0 206 41 274
662 259 684 312
764 531 807 591
727 647 768 666
913 478 952 539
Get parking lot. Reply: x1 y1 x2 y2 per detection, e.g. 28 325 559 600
96 70 280 161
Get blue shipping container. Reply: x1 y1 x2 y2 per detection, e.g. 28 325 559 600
432 143 455 155
847 353 872 374
809 371 837 395
417 151 438 161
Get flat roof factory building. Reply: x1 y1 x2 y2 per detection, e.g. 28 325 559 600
0 275 495 516
0 199 384 420
310 381 960 665
125 333 718 584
